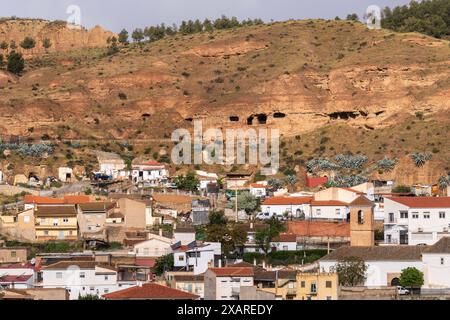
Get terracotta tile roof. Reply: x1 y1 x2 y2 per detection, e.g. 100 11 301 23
272 233 297 242
24 195 90 205
0 274 33 283
310 200 349 206
35 205 77 217
24 195 64 204
263 197 313 206
43 261 99 270
287 221 350 238
135 258 156 268
388 197 450 209
79 202 116 212
208 267 254 277
425 237 450 254
152 194 203 204
250 183 267 189
102 283 199 300
321 246 426 262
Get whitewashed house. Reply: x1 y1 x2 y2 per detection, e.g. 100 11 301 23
39 261 129 300
204 267 254 300
422 237 450 289
196 171 218 190
384 197 450 245
96 151 126 179
58 167 73 183
131 159 168 185
249 183 268 198
309 200 350 222
133 233 173 258
319 246 426 287
173 242 222 275
261 197 312 219
0 264 35 289
270 233 298 251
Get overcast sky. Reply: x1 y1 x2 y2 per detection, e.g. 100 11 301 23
3 0 412 32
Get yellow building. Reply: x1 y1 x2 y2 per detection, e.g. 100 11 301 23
34 205 78 241
296 272 338 300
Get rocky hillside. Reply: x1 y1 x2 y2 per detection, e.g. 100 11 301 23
0 18 114 56
0 19 449 184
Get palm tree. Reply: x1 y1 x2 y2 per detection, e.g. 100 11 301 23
438 175 450 192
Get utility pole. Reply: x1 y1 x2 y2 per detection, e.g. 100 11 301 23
235 186 238 223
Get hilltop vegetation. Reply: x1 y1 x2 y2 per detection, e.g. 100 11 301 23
381 0 449 38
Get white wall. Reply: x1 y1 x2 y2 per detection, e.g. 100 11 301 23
134 238 173 257
310 205 349 221
214 276 254 300
261 204 310 218
41 267 124 300
320 260 424 287
384 198 450 245
423 253 450 288
270 241 297 251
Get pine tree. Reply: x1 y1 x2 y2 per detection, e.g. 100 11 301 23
7 51 25 75
132 28 144 42
20 37 36 50
118 29 129 45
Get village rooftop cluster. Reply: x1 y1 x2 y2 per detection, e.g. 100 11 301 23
1 150 450 300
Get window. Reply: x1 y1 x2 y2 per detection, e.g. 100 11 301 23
283 246 288 251
311 282 317 293
80 272 86 278
53 219 59 226
336 208 341 215
423 212 430 219
316 209 321 216
300 281 305 288
441 258 445 265
358 210 364 224
178 255 185 261
44 230 49 236
56 272 63 279
439 212 446 219
104 289 109 294
400 211 408 219
104 276 109 281
10 251 16 258
325 281 332 288
412 213 419 219
63 218 69 223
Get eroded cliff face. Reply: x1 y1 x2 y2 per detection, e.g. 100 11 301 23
0 19 114 56
0 19 449 183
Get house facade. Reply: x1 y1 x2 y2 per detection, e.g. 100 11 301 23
384 197 450 245
131 160 168 185
34 205 78 242
133 234 173 257
261 197 312 219
296 272 338 300
173 242 222 275
204 267 254 300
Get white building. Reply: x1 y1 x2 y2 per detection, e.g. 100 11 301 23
58 167 73 182
204 267 254 300
132 160 168 185
249 183 268 198
384 197 450 245
39 261 130 300
422 237 450 288
173 228 197 245
319 246 426 287
310 200 350 221
196 171 218 190
320 238 450 289
173 242 222 275
96 151 126 179
270 233 298 251
0 264 35 289
133 233 173 258
261 197 312 219
0 170 3 183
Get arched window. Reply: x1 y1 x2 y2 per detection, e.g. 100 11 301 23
358 210 365 224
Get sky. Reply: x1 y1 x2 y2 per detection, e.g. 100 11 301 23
2 0 413 32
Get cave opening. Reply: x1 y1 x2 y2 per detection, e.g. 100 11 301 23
230 116 240 122
185 118 193 122
257 114 268 124
142 114 151 121
273 112 286 119
247 116 254 125
329 112 359 120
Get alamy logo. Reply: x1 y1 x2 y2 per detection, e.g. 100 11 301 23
171 120 280 175
66 5 82 30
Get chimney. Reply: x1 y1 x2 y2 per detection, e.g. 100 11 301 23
159 228 163 237
253 258 257 266
173 222 177 230
218 259 222 268
250 222 254 230
262 260 266 269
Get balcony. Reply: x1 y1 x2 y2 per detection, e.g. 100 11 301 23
384 218 397 225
